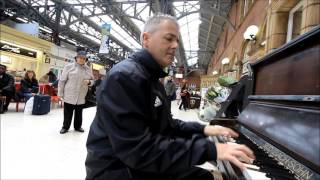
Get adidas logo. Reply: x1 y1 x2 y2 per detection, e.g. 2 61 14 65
154 96 162 107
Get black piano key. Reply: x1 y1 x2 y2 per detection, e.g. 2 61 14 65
268 176 296 180
257 163 285 170
255 153 271 158
261 167 292 175
255 159 283 167
266 172 296 180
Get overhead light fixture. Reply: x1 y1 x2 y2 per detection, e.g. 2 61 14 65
243 25 259 41
175 73 183 78
221 57 230 65
16 17 28 23
212 70 218 75
58 35 66 40
39 26 52 33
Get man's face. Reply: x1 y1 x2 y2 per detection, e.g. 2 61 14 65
143 20 179 68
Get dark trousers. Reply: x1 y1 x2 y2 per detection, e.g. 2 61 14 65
167 96 172 112
91 167 214 180
179 96 188 110
173 167 214 180
63 102 84 130
0 90 13 111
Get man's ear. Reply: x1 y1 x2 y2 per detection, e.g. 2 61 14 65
142 32 150 48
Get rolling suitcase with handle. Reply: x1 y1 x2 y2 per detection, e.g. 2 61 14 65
32 94 51 115
32 84 51 115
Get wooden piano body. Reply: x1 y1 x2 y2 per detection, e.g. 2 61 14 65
210 26 320 180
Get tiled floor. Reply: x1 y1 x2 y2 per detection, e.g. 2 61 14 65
0 101 212 180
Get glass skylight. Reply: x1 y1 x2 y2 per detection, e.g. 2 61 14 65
173 1 200 66
22 0 210 67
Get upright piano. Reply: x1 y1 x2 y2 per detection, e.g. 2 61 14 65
210 26 320 180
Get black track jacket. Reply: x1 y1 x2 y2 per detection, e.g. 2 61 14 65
85 49 217 180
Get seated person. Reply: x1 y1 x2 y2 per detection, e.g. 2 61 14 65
39 70 58 85
47 70 57 85
0 64 15 112
20 70 39 101
15 75 22 82
39 74 49 84
39 70 59 96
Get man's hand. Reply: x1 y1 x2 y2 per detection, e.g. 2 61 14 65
204 125 238 137
83 80 91 85
216 143 255 171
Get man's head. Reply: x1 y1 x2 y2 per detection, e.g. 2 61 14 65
76 51 87 65
0 64 7 75
141 14 179 68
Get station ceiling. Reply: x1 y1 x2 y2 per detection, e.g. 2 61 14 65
1 0 234 73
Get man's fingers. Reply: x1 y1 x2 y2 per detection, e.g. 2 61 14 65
228 155 246 171
235 145 255 159
227 129 239 137
232 150 253 164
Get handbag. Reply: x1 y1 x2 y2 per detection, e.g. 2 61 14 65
84 87 96 108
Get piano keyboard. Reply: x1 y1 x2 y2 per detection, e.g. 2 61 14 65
234 134 297 180
209 124 320 180
210 135 298 179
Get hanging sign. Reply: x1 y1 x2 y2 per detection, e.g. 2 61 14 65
99 23 111 54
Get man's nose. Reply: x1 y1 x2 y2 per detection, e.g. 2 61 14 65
171 40 179 49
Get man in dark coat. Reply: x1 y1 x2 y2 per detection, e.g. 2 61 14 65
85 14 254 180
0 64 15 112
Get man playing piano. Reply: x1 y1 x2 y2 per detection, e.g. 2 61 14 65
85 13 255 180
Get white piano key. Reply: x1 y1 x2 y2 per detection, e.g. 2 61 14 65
243 163 260 170
243 168 270 180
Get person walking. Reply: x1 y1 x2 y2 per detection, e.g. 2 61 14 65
179 83 188 111
164 75 176 111
58 51 94 134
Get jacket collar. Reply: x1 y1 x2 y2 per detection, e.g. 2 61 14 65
130 49 167 80
74 62 87 69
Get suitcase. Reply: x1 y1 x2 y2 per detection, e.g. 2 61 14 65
32 94 51 115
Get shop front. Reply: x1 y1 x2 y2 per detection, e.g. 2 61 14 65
0 24 52 79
